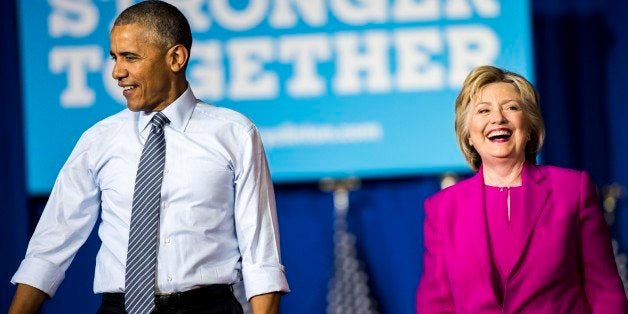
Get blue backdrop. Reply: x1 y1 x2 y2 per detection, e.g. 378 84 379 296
3 0 628 313
20 0 533 193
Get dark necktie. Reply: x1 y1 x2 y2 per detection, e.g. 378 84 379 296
125 112 169 314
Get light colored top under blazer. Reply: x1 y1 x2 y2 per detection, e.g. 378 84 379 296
416 164 628 313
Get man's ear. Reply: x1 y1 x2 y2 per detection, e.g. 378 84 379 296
168 44 189 73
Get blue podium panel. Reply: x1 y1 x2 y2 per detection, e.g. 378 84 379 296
19 0 533 194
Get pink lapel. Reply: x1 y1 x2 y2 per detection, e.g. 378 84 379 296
458 167 497 301
506 164 550 279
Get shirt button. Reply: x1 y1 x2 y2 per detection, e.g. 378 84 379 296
167 275 172 281
165 238 171 244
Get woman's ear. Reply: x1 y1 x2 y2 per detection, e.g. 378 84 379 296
168 44 189 73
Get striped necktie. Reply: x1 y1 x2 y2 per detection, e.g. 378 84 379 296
125 112 169 314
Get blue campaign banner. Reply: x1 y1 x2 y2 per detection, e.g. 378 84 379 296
20 0 533 194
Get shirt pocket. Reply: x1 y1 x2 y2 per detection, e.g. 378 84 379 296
173 167 235 230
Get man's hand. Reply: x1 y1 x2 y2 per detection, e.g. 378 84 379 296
8 283 48 314
250 292 281 314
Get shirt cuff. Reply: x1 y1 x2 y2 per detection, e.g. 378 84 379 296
11 257 65 297
241 263 290 300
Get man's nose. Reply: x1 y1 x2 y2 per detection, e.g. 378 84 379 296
111 62 127 80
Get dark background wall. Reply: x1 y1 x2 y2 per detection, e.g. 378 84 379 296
2 1 628 313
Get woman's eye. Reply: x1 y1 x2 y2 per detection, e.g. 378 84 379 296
503 102 522 110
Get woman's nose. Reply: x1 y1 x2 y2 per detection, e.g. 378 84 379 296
490 108 506 123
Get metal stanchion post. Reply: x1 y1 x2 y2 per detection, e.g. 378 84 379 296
321 178 379 314
602 183 628 295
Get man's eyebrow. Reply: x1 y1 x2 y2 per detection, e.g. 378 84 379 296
109 51 140 57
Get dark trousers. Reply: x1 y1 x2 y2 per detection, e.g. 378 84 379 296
98 285 244 314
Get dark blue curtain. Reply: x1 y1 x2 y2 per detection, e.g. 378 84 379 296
276 178 439 314
532 1 628 253
0 0 28 310
3 1 628 313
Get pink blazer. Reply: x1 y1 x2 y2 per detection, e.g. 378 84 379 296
416 164 628 313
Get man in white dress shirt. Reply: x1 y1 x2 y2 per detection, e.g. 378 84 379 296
9 1 289 313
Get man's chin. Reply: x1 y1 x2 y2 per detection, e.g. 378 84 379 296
126 101 160 112
126 103 144 112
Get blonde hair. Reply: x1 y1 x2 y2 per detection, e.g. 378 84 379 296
454 65 545 170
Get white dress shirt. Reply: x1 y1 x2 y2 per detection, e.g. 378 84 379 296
12 87 289 300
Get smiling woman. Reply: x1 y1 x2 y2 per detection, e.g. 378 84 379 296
467 82 528 174
454 66 545 172
415 65 628 313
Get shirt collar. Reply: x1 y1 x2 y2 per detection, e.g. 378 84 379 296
137 86 196 134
